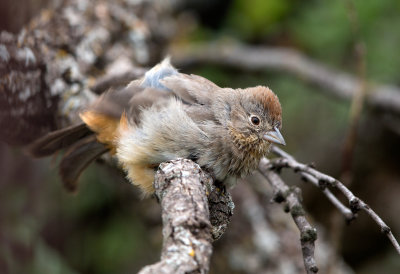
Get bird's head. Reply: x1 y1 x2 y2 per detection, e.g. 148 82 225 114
228 86 285 148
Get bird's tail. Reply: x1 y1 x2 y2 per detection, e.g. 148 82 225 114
28 123 92 157
58 134 108 192
28 123 108 192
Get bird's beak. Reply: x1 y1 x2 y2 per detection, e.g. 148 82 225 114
263 127 286 146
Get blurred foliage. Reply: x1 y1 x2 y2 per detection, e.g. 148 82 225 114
225 0 292 38
290 0 400 83
191 0 400 83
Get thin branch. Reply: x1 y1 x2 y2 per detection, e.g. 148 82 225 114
258 158 319 274
270 146 355 222
268 146 400 255
301 173 355 222
171 42 400 116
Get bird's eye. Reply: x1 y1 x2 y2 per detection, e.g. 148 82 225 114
250 115 260 126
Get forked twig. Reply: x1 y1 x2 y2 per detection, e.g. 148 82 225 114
259 158 319 274
267 146 400 255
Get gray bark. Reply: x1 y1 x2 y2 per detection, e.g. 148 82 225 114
139 159 233 274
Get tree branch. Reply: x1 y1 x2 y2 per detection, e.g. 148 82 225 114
139 159 233 274
258 159 319 274
270 146 355 222
267 146 400 255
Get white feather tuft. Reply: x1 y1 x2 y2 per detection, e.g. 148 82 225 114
140 57 178 90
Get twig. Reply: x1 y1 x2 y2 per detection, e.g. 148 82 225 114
171 42 400 116
258 158 319 274
268 146 400 255
139 159 213 274
270 146 355 222
301 173 355 222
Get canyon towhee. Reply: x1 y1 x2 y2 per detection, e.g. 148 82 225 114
30 58 285 195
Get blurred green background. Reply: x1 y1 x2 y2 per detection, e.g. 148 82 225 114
1 0 400 273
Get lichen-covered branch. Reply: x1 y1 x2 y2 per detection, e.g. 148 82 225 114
139 159 233 274
268 146 400 255
258 158 319 274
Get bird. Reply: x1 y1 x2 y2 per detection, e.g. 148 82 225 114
29 58 285 195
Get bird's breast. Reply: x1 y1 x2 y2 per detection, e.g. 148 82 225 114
218 127 270 178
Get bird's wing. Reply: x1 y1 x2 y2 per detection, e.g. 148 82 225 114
184 104 216 124
88 85 142 119
86 57 180 121
127 87 173 125
29 58 218 156
160 73 221 105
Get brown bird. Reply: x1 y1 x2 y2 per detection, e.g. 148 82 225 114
29 58 285 195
